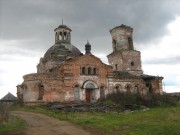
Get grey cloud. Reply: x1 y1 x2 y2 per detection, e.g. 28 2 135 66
1 0 180 53
143 56 180 65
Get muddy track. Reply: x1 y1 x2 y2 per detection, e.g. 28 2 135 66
13 111 93 135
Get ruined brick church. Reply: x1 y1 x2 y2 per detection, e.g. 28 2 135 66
17 24 163 104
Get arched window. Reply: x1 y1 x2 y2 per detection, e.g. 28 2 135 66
134 85 139 93
93 68 97 75
114 84 122 92
85 83 95 89
116 85 120 91
126 84 132 92
113 39 117 51
64 32 66 40
115 64 118 71
128 37 134 50
149 85 153 93
88 67 91 75
131 61 135 66
55 32 58 41
66 33 69 40
59 32 62 40
82 67 85 75
74 85 80 100
38 83 44 100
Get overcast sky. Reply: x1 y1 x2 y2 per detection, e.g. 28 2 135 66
0 0 180 98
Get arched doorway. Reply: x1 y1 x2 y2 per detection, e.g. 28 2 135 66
83 81 98 103
85 83 95 103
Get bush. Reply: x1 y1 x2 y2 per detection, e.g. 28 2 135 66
102 91 179 107
0 104 10 123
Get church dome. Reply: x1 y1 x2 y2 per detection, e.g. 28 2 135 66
43 23 82 62
55 24 72 31
44 42 81 62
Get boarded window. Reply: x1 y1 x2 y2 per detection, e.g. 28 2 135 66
74 85 80 100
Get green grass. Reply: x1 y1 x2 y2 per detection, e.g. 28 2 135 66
0 115 26 134
17 104 180 135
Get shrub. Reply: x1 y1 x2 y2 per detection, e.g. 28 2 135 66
0 104 10 123
102 91 179 107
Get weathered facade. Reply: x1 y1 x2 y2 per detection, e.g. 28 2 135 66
17 24 163 104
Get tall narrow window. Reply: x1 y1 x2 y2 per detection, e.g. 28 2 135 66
115 64 118 71
113 39 117 51
59 32 62 40
55 32 58 41
126 84 131 93
115 85 119 91
93 68 96 75
135 85 139 93
100 85 105 98
131 61 135 66
64 32 66 40
38 84 44 100
128 37 134 50
82 67 85 75
88 67 91 75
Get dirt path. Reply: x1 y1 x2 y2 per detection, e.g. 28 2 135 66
13 111 93 135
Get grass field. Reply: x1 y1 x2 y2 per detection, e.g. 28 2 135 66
0 115 26 134
18 104 180 135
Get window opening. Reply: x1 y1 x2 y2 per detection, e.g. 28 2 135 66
131 61 134 66
93 68 96 75
100 86 105 98
115 64 118 71
82 67 85 75
88 67 91 75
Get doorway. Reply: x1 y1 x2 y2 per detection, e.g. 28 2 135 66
84 81 97 103
86 89 92 103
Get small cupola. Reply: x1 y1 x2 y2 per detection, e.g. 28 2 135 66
54 22 72 44
85 41 91 54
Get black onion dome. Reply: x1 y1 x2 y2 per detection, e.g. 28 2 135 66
85 41 91 47
85 41 91 54
44 43 81 62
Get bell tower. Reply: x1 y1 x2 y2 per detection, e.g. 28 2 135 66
107 24 143 75
54 22 72 44
110 24 134 51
